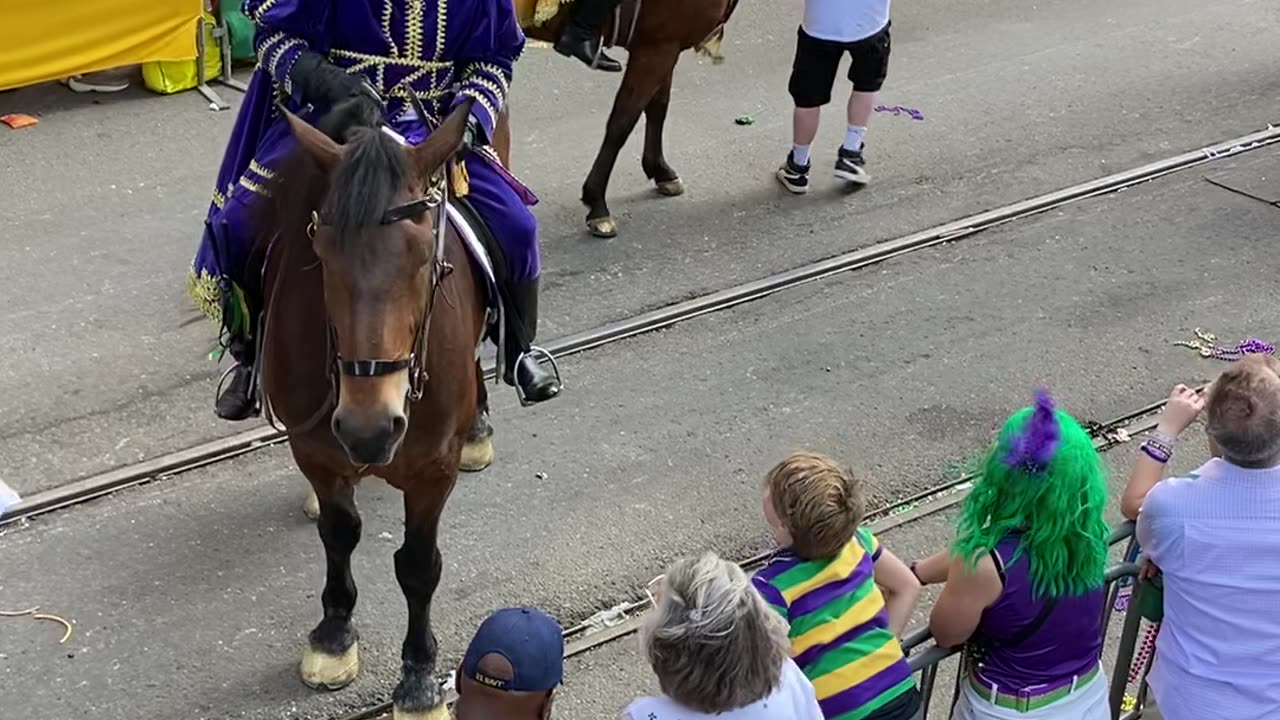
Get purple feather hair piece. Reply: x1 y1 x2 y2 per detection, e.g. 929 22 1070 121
1002 389 1061 474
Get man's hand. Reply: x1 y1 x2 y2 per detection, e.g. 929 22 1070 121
1155 383 1205 437
1139 558 1162 581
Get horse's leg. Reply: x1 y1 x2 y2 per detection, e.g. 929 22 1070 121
391 471 455 720
303 482 321 520
581 43 683 238
640 69 683 197
459 360 494 472
299 465 363 690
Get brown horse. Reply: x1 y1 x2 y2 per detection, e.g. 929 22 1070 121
521 0 739 237
257 98 493 720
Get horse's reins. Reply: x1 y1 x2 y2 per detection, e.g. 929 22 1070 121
260 92 455 437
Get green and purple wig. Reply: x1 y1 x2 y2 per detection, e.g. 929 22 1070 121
951 389 1110 598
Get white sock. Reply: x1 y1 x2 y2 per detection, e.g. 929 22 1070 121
792 144 811 166
844 125 866 152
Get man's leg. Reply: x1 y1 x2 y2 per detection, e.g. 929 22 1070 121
777 26 842 194
203 198 264 421
555 0 624 72
462 161 562 405
835 22 891 184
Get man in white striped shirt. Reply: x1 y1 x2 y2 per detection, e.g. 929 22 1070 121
1136 354 1280 720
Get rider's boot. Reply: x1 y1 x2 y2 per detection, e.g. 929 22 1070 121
215 337 260 421
501 278 562 405
554 0 624 72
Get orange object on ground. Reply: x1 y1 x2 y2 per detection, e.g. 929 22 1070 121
1 113 39 129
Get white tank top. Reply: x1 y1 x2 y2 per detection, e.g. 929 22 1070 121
623 658 824 720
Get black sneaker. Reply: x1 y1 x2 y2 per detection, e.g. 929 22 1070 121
776 151 810 194
834 145 870 184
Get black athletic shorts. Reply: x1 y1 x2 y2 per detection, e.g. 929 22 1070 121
787 21 891 108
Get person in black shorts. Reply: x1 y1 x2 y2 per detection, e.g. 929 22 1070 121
777 15 891 193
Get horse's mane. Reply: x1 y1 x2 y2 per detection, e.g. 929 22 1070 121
254 99 413 255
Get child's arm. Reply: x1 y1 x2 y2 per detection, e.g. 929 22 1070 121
928 552 1002 648
1121 384 1204 520
910 548 953 586
870 542 922 637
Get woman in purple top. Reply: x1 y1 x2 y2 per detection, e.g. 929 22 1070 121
912 390 1112 719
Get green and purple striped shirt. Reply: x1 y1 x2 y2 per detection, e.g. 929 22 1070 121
751 528 915 720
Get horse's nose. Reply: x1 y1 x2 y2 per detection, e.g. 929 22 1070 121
332 409 408 465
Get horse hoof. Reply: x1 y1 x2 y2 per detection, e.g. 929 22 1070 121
393 706 451 720
587 216 617 238
459 435 495 472
656 178 685 197
302 488 320 521
300 641 360 690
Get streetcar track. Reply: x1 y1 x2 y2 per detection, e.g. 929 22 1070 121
338 390 1181 720
3 123 1274 528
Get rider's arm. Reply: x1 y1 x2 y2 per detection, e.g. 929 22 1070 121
449 0 526 146
245 0 372 111
244 0 329 101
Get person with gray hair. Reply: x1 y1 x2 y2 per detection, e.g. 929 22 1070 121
1128 354 1280 720
622 552 825 720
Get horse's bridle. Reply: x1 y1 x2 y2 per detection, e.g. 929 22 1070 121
307 165 451 406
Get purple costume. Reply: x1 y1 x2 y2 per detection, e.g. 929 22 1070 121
187 0 540 341
973 532 1105 692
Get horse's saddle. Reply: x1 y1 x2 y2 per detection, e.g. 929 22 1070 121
445 195 504 341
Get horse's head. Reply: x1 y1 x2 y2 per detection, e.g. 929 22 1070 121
282 101 472 466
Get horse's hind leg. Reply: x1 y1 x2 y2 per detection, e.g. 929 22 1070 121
460 360 494 472
391 470 456 720
582 42 682 238
641 69 683 197
299 465 363 690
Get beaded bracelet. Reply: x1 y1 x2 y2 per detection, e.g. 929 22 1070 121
1141 443 1171 463
1141 431 1176 464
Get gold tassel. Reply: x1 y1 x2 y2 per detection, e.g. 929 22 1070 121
450 159 471 197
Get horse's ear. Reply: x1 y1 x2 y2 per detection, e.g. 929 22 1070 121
408 98 474 182
282 108 343 170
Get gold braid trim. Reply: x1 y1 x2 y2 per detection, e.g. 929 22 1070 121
251 0 281 24
212 188 226 209
434 0 448 60
466 74 508 108
249 160 277 180
408 0 426 59
238 175 271 197
469 62 509 98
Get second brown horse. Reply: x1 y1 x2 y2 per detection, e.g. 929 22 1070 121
522 0 738 237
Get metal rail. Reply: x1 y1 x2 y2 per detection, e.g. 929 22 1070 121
4 124 1274 527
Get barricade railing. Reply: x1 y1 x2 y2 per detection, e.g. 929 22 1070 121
898 521 1159 719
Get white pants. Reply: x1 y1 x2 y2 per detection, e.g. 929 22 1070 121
951 666 1109 720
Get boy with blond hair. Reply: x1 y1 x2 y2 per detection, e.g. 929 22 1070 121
752 452 923 720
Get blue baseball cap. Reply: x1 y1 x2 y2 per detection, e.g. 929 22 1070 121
460 606 564 693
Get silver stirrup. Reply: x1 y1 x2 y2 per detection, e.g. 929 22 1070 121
514 346 563 407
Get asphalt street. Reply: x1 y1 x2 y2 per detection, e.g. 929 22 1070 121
1 0 1278 497
1 150 1277 718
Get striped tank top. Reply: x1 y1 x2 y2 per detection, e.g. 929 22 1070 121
752 528 918 720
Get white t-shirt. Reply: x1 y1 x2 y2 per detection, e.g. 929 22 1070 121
803 0 891 43
622 658 824 720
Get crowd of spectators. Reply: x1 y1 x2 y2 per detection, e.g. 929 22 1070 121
446 354 1280 719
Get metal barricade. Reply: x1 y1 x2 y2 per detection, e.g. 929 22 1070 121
899 521 1159 719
